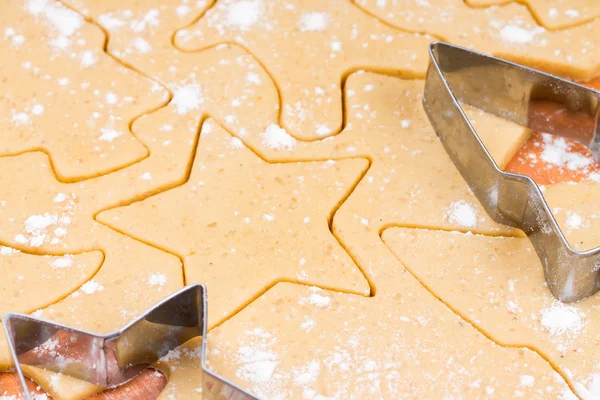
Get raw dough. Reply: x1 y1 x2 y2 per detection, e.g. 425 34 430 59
0 0 168 181
97 119 371 327
544 182 600 251
381 227 600 398
354 0 600 80
0 248 102 315
174 0 431 140
206 282 572 398
0 152 182 398
61 0 295 163
152 337 204 399
465 0 600 29
309 73 526 236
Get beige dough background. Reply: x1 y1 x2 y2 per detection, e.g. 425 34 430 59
2 0 600 399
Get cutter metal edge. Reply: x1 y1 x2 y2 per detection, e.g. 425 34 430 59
2 284 258 400
423 41 600 302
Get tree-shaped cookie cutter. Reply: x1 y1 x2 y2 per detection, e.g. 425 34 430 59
423 41 600 302
3 284 258 400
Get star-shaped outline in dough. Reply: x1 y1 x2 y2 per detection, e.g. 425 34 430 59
97 118 371 326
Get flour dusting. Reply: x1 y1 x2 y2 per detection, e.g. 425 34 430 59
446 200 478 228
261 124 296 150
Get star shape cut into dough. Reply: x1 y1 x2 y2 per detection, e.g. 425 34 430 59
354 0 600 80
152 72 571 398
174 0 431 140
381 227 599 398
465 0 600 29
97 119 370 326
0 0 168 181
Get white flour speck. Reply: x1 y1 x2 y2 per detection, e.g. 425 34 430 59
520 375 534 387
315 124 331 136
32 104 45 116
54 193 69 203
298 12 329 32
132 37 151 53
309 292 331 308
565 9 580 18
1 246 19 256
98 13 126 30
446 200 478 228
148 273 167 288
246 72 261 85
51 255 73 269
565 212 583 230
261 124 296 150
226 0 263 30
172 84 204 115
263 213 275 222
540 302 584 337
500 25 537 44
80 280 104 294
231 137 244 149
80 51 97 68
99 128 121 142
27 0 84 49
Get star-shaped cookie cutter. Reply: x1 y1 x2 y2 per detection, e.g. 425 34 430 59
423 41 600 302
3 284 258 400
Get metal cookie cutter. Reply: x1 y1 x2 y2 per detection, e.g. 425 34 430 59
423 41 600 303
3 284 258 400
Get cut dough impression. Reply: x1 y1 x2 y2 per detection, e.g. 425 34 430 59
174 0 431 140
0 248 102 316
465 0 600 30
354 0 600 80
97 119 371 327
381 227 600 398
203 282 572 398
61 0 292 163
0 0 168 181
300 73 528 236
0 152 182 398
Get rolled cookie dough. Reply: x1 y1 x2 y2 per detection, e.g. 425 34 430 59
382 227 600 398
354 0 600 80
0 0 168 181
174 0 431 140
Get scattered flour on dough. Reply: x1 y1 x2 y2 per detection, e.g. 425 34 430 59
298 12 330 32
27 0 84 50
540 301 584 337
99 127 121 142
499 25 541 44
226 0 264 31
261 124 296 150
446 200 478 228
172 84 204 115
80 280 105 294
148 272 167 288
1 246 20 256
51 254 73 269
565 211 584 230
236 327 279 384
